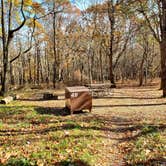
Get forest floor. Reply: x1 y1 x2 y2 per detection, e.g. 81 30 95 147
0 85 166 166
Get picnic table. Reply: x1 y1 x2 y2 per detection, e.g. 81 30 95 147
65 86 92 114
86 83 112 97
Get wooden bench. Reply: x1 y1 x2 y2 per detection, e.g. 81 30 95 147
65 86 92 114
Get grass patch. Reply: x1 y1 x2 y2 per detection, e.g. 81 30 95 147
120 125 166 165
2 86 165 165
5 157 35 166
0 103 106 165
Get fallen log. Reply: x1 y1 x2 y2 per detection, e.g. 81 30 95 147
0 96 14 104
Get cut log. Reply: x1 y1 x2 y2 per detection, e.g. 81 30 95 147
43 93 58 100
0 96 14 104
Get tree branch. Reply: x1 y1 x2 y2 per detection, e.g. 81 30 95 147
10 16 36 63
9 0 26 34
138 0 161 43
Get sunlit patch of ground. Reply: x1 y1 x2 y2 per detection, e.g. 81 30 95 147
0 85 165 165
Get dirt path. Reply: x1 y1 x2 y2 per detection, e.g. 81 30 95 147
93 87 166 165
18 86 166 165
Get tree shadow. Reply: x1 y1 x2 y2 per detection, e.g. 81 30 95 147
18 98 64 101
0 110 165 165
127 158 166 166
95 96 161 100
117 83 159 89
35 107 87 116
0 113 165 140
54 159 90 166
18 98 47 101
93 102 166 108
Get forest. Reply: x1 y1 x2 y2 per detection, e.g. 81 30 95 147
0 0 166 95
0 0 166 166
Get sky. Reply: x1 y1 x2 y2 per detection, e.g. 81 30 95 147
70 0 104 10
36 0 103 11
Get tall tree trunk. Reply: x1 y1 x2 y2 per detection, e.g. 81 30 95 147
10 62 15 85
19 67 22 86
88 54 92 84
99 48 104 83
0 0 8 96
33 49 37 85
22 56 26 85
36 45 40 85
80 62 84 84
44 45 50 84
0 0 26 95
28 55 32 84
108 1 116 87
161 0 166 96
160 42 166 96
53 1 57 88
139 55 145 86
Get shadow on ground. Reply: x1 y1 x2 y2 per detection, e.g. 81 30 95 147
18 98 64 101
35 107 87 116
94 96 161 100
127 158 166 166
93 102 166 108
0 104 165 165
54 160 90 166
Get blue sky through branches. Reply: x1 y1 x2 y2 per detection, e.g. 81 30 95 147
36 0 104 10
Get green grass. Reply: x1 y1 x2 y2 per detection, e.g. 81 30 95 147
5 157 35 166
122 125 166 165
0 103 105 166
2 87 166 165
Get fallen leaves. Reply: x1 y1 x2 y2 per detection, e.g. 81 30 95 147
119 126 166 165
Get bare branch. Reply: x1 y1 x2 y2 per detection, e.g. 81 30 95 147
138 0 161 43
9 0 26 34
10 16 36 63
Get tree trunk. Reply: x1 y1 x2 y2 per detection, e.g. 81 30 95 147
88 54 92 84
36 45 40 85
0 0 26 95
45 45 50 84
139 56 145 86
99 48 104 83
22 57 26 85
0 0 8 96
28 55 32 84
160 42 166 96
80 63 84 84
53 2 57 88
10 62 15 85
160 0 166 97
108 1 116 87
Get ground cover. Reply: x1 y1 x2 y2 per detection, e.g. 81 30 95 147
0 86 165 165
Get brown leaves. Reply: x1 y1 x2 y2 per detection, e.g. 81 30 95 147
32 2 45 14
